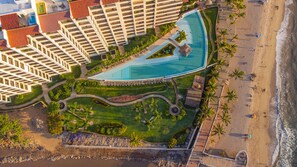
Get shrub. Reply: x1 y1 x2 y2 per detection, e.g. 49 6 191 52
168 138 177 148
0 114 25 144
46 102 64 135
93 122 126 136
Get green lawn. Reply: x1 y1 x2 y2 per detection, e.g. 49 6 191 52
65 97 195 142
77 83 171 98
201 7 218 64
9 85 42 106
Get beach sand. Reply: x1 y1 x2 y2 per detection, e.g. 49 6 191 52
205 0 285 166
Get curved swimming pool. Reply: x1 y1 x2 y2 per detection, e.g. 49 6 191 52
90 10 208 81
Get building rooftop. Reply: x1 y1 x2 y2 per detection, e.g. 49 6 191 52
69 0 100 19
0 40 7 50
0 0 32 15
35 0 69 15
38 10 70 33
0 13 20 30
6 25 39 47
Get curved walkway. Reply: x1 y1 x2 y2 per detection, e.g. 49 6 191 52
0 81 66 111
61 93 173 111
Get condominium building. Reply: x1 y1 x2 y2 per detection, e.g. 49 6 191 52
0 0 182 103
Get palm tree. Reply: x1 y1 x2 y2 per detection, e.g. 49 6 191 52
200 104 215 119
212 123 226 139
221 103 230 113
214 58 227 71
203 90 216 102
206 79 217 92
225 89 238 102
219 29 228 40
219 112 231 126
231 34 239 41
207 69 220 81
229 68 245 80
130 132 142 147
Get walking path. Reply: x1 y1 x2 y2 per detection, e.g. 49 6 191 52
61 92 173 111
0 81 66 111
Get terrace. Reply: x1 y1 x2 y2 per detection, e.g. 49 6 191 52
34 0 69 15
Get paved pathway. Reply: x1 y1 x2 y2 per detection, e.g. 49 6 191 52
61 92 173 111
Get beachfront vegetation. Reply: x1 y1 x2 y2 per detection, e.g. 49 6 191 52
226 0 246 24
219 112 231 126
175 30 187 43
9 85 42 106
63 97 195 142
225 89 238 102
229 68 245 80
146 43 176 59
0 114 26 145
212 123 225 139
46 102 64 135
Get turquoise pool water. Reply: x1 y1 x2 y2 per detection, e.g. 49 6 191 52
90 10 208 81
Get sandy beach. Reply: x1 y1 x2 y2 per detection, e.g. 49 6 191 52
246 0 285 166
205 0 286 166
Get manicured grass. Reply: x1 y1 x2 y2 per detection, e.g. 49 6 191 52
174 72 201 98
146 43 176 59
9 85 42 106
65 97 195 142
77 83 169 98
201 7 218 64
36 2 46 15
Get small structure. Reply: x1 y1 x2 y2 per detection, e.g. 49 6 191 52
179 43 192 57
185 75 205 108
169 105 180 116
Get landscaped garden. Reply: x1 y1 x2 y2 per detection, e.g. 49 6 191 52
201 7 218 64
146 43 176 59
74 80 175 99
63 97 195 143
9 85 42 106
175 30 187 43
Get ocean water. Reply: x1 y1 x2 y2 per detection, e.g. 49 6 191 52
274 0 297 166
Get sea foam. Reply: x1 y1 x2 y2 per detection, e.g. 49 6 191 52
273 0 294 166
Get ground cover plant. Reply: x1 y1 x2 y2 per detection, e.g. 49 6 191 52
146 43 176 59
175 30 187 43
48 79 74 101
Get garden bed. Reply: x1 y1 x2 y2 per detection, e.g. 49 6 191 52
146 43 176 59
